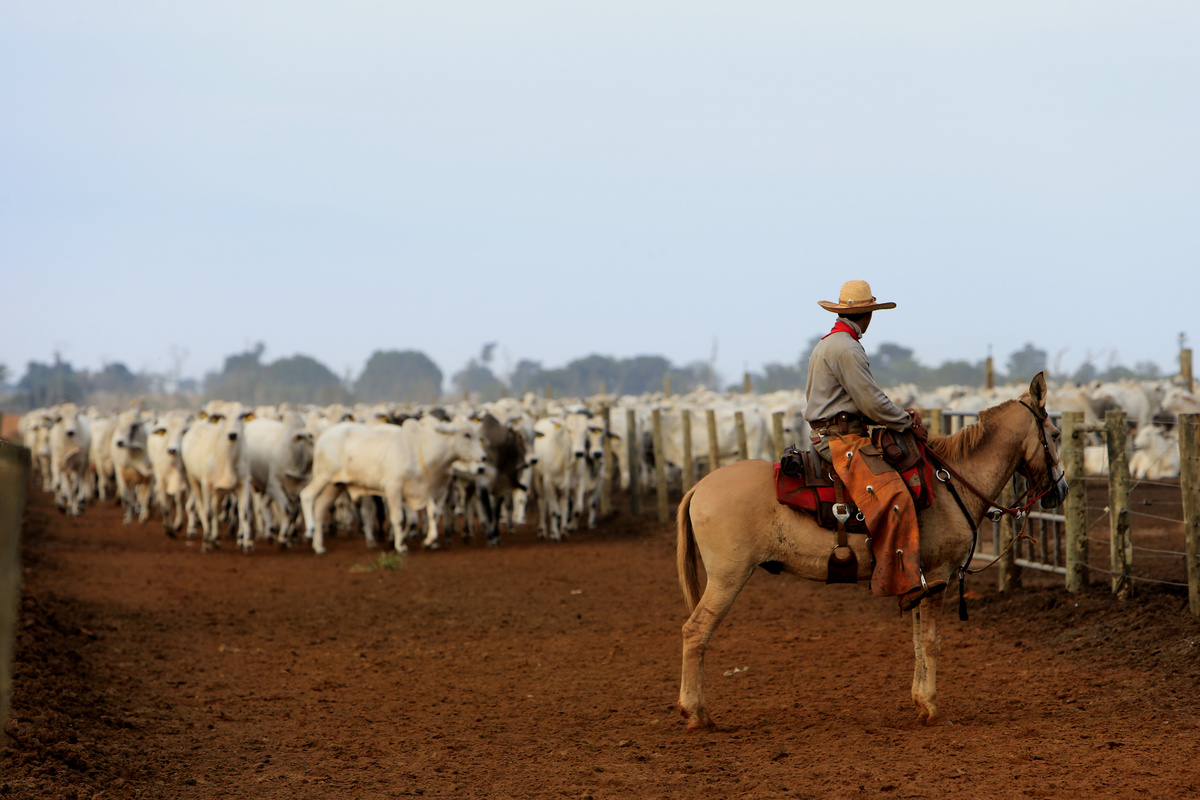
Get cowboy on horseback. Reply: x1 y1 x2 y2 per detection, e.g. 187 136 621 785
805 279 945 612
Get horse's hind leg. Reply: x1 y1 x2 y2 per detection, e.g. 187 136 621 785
911 592 947 725
678 570 753 732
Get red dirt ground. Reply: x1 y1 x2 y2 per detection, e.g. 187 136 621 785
5 481 1200 800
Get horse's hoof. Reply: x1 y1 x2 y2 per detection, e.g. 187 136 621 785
681 713 716 732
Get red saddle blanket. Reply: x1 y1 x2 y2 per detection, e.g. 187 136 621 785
773 444 934 531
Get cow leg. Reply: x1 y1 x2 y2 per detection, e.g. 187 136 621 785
197 484 218 550
486 490 504 546
360 496 379 549
421 495 445 550
136 483 152 524
185 488 200 539
383 489 409 554
911 592 948 726
265 479 291 541
303 481 339 555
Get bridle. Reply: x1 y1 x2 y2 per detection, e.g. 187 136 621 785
923 399 1065 621
926 399 1062 522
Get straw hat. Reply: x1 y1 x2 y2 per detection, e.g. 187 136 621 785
817 280 897 313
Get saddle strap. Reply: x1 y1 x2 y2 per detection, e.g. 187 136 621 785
833 472 848 545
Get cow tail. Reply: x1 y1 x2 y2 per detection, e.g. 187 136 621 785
676 485 702 613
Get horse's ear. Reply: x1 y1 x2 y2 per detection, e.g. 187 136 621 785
1030 371 1048 409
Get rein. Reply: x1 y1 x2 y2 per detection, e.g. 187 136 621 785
926 399 1062 621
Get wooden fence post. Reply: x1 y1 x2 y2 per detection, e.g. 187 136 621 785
1 444 31 747
1061 411 1089 593
1183 348 1195 393
986 356 995 390
929 408 944 437
681 410 695 493
743 372 752 394
1106 409 1132 599
663 376 672 398
1180 413 1200 617
706 410 720 475
772 411 785 459
627 409 641 516
735 411 748 461
652 409 669 524
599 406 613 517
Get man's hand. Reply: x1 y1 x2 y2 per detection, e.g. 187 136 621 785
906 408 929 441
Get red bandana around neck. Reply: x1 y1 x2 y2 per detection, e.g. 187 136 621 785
822 319 860 341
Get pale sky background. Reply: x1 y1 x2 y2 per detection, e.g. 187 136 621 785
3 2 1197 390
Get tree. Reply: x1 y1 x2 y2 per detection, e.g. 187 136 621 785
356 350 443 403
265 355 350 405
17 356 86 407
1006 343 1047 382
508 359 544 396
90 362 146 395
452 362 507 401
204 343 266 403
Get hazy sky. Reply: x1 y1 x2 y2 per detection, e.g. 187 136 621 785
3 2 1197 389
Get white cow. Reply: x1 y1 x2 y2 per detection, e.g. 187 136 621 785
243 414 314 545
47 403 92 515
532 412 598 541
1130 424 1180 481
19 410 54 492
180 400 253 552
110 407 155 524
565 413 607 533
148 409 194 536
85 409 117 502
300 417 489 555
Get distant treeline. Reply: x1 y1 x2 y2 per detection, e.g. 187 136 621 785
0 340 1167 411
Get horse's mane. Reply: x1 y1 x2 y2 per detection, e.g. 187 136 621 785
925 399 1017 462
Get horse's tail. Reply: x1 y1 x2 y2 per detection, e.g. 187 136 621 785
676 484 703 612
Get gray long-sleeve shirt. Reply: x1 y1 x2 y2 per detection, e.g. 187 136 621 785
804 319 911 432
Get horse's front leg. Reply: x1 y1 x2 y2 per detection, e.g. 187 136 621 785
911 592 947 725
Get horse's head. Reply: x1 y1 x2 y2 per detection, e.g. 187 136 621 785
1017 372 1070 509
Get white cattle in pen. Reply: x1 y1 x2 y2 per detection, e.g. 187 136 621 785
147 409 194 536
564 412 607 533
47 403 92 515
300 417 489 555
532 415 578 541
110 407 155 524
1129 424 1180 481
181 400 254 552
1160 386 1200 418
1091 380 1155 427
243 413 314 545
85 409 117 502
651 401 774 486
19 409 54 492
1083 445 1109 477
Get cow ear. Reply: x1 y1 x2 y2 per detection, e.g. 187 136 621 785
293 432 310 443
534 431 545 438
241 412 256 422
153 428 168 437
198 411 208 420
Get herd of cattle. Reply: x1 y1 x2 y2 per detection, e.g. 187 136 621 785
15 376 1199 555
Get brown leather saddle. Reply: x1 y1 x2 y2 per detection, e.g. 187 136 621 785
776 429 932 585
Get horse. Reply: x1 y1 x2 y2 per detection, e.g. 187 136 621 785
675 372 1069 729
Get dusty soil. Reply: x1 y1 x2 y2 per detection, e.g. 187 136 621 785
5 480 1200 800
